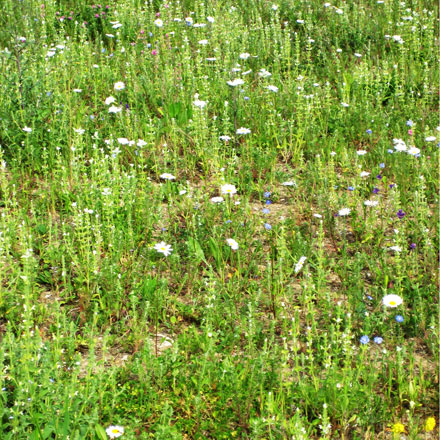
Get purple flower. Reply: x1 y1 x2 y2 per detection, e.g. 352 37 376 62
360 335 370 345
409 243 416 250
389 184 395 189
264 191 271 198
372 187 379 194
397 209 406 219
376 174 382 180
373 336 383 344
265 200 272 205
395 315 404 323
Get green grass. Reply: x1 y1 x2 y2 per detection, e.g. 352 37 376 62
0 0 438 438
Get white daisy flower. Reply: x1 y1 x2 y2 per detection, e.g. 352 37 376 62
105 96 116 105
382 294 403 308
388 245 402 252
154 241 173 257
258 69 272 78
193 99 207 109
108 106 122 113
356 150 367 155
221 184 237 195
295 256 307 273
407 146 420 156
338 208 351 216
154 18 163 27
211 196 224 203
266 85 279 93
227 79 244 87
114 81 125 91
364 200 378 207
160 173 176 180
239 52 251 60
226 238 239 250
425 136 436 142
236 127 251 135
23 126 32 133
117 138 130 145
360 171 370 177
106 426 124 439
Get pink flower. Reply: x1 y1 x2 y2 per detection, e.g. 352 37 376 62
152 50 157 55
156 12 160 17
408 129 413 135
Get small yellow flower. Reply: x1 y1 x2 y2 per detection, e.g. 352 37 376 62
425 417 436 432
391 423 405 434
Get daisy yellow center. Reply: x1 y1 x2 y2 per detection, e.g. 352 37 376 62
389 301 396 305
112 429 120 433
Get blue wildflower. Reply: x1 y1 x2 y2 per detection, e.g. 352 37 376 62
264 223 272 230
373 336 383 344
406 120 413 127
348 186 355 191
264 191 271 198
262 208 270 214
360 335 370 345
379 163 385 168
366 129 372 134
395 315 404 323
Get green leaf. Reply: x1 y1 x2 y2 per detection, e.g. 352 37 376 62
95 424 108 440
187 237 206 264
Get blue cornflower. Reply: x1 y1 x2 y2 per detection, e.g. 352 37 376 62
360 335 370 345
264 223 272 230
262 208 270 214
373 336 383 344
406 120 413 127
366 129 372 134
264 191 271 198
395 315 404 323
265 200 272 205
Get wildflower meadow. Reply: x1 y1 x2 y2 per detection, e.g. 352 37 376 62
0 0 438 438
